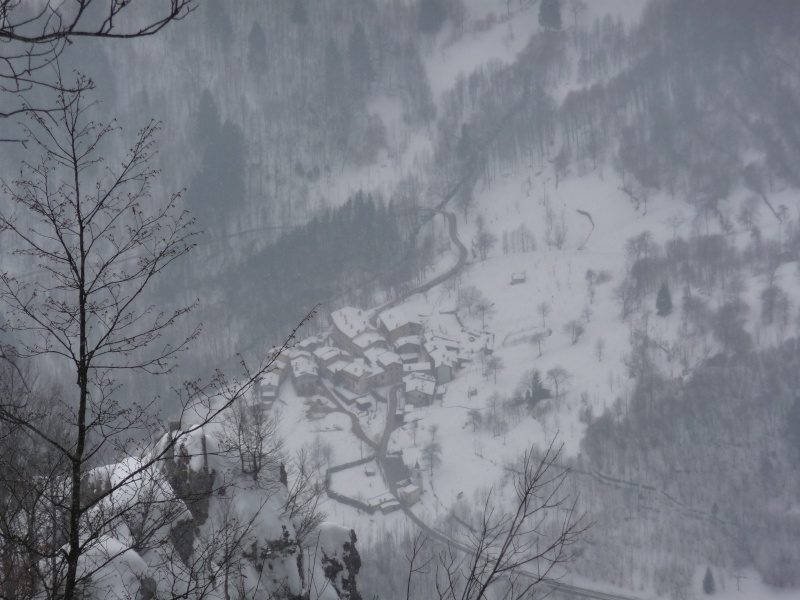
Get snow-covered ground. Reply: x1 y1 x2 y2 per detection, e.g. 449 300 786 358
262 2 800 599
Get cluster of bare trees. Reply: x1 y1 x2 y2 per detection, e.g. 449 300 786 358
0 8 335 596
0 77 272 598
0 74 325 597
359 441 589 600
0 0 196 125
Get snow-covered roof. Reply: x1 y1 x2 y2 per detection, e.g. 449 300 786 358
353 331 385 349
378 306 422 332
363 347 386 366
272 355 290 369
330 306 373 340
313 346 342 363
288 348 313 360
363 347 402 369
427 346 456 369
266 345 290 361
424 330 460 351
261 371 280 388
398 483 420 495
291 355 317 378
377 351 402 368
404 372 436 396
394 335 421 348
342 360 372 378
298 335 323 350
403 362 431 373
325 359 351 374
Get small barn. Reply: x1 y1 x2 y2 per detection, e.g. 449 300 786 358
398 482 421 506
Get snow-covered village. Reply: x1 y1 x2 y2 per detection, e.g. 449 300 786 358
255 302 495 513
2 1 800 600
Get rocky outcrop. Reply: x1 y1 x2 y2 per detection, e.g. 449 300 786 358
319 525 362 600
153 427 362 600
161 430 216 525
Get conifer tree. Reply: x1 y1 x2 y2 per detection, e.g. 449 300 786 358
656 282 673 316
539 0 562 30
195 89 221 146
348 23 375 91
418 0 447 34
785 398 800 457
189 120 246 231
290 0 309 26
703 567 715 595
324 39 347 108
248 22 268 74
205 0 233 51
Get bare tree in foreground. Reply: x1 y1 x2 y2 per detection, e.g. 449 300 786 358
218 399 284 483
405 441 589 600
0 0 196 121
283 446 328 548
0 76 308 600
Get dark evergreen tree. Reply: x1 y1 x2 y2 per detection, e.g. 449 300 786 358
656 282 673 316
324 39 346 107
205 0 233 50
233 192 408 333
712 301 752 355
418 0 447 34
189 120 246 231
457 123 474 162
348 22 375 91
703 567 715 595
784 397 800 457
248 22 268 74
539 0 562 30
217 121 246 210
195 89 221 146
324 39 353 144
290 0 309 26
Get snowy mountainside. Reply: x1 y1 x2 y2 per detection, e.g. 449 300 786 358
259 1 800 599
38 0 800 598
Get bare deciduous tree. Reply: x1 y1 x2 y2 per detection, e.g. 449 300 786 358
283 446 327 547
422 440 443 476
483 354 505 384
594 337 606 362
546 367 571 400
0 0 197 123
563 320 585 345
458 285 484 316
475 298 495 328
406 441 589 600
218 400 284 484
530 331 547 357
536 302 552 328
0 78 305 600
466 408 484 432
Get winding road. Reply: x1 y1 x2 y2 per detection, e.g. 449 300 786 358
370 209 468 326
323 208 649 600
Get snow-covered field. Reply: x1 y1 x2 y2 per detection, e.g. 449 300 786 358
264 2 800 599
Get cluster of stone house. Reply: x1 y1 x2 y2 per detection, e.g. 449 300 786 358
256 305 490 408
330 306 454 405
